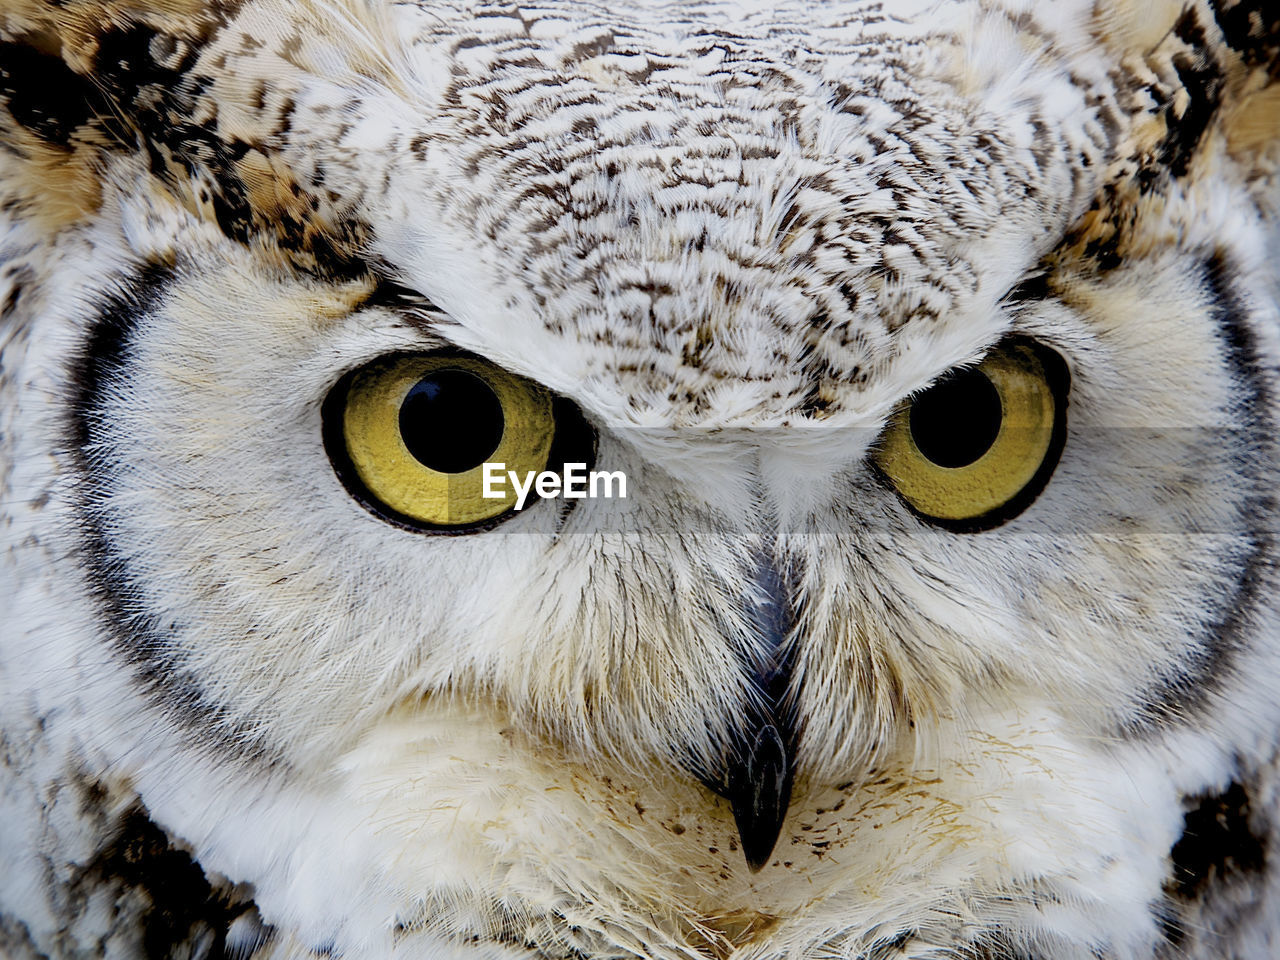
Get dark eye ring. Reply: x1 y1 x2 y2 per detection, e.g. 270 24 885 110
323 351 595 532
872 337 1069 531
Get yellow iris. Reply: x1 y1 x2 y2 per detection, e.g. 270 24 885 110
873 340 1065 527
334 354 555 528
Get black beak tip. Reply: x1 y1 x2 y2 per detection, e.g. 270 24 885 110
727 723 793 873
740 831 780 874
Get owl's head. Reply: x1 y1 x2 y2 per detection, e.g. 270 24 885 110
2 1 1278 958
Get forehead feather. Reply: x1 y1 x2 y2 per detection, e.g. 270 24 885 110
341 1 1101 423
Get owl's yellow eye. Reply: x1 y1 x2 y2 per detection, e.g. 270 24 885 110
872 339 1068 530
325 353 560 529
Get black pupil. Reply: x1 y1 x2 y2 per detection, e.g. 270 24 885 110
909 368 1002 468
398 368 504 474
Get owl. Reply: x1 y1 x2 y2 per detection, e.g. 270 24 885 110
1 0 1278 958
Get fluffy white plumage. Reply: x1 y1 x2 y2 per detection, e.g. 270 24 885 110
1 1 1278 959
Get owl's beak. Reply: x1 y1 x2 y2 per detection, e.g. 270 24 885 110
724 717 794 871
710 556 798 872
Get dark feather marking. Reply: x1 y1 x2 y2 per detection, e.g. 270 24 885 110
1211 0 1280 76
69 263 283 765
70 787 266 960
797 313 838 418
1160 777 1269 951
1003 273 1051 304
1131 253 1274 732
1147 11 1225 183
1 10 367 275
0 5 235 149
0 40 108 147
1168 781 1267 900
86 23 264 246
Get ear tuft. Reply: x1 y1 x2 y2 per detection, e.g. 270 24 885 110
1046 2 1277 277
1210 1 1280 171
0 3 233 232
1090 0 1279 184
1212 0 1280 74
0 2 374 274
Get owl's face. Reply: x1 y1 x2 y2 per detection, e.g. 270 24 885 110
2 1 1278 959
